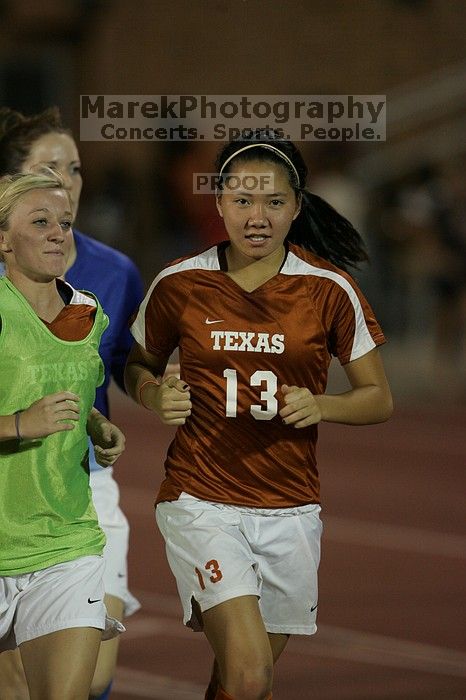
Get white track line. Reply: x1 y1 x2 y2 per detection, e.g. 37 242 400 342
319 424 466 457
122 486 466 559
122 602 466 680
323 515 466 559
290 625 466 679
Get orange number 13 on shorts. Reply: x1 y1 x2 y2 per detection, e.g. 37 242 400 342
195 559 223 590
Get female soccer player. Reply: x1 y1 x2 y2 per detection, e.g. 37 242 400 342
0 107 144 699
124 134 393 700
0 172 125 699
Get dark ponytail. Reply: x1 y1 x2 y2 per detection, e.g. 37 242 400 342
288 190 368 269
216 131 368 271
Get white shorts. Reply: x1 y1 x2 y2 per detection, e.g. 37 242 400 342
156 493 323 635
0 555 125 652
90 468 140 617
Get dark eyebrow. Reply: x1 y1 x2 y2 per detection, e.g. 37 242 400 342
234 191 289 197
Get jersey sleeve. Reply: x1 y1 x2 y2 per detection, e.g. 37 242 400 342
130 270 191 358
324 274 386 365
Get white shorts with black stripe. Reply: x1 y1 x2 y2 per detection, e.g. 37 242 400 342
156 492 322 635
0 555 125 651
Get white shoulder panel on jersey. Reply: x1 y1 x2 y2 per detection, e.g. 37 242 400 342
131 246 221 349
282 251 376 362
70 287 97 307
156 246 220 285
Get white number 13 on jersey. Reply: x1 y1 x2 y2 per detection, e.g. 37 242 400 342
223 369 278 420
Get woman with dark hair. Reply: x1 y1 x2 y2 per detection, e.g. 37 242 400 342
125 133 393 700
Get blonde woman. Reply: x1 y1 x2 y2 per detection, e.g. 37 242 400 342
0 172 125 700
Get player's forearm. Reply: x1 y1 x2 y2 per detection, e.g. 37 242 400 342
315 384 393 425
124 360 163 408
86 407 109 448
86 407 108 432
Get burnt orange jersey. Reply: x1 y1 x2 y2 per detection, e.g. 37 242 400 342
131 242 385 508
41 282 97 341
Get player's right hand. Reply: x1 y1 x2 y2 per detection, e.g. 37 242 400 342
18 392 80 439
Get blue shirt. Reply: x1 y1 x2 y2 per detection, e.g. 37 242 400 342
66 230 144 419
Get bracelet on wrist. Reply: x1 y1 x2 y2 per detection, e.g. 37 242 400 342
14 410 23 441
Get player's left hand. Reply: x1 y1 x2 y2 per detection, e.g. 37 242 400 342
279 384 322 428
88 411 126 466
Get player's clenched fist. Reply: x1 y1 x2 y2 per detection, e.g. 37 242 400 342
279 384 322 428
141 375 192 425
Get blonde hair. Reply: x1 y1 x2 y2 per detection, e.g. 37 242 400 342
0 171 69 262
0 171 69 231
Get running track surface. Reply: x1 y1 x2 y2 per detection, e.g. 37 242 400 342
109 389 466 700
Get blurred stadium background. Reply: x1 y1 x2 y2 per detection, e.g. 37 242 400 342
1 1 465 698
